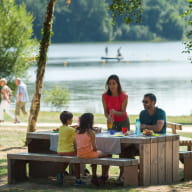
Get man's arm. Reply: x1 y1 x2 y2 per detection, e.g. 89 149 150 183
141 120 165 132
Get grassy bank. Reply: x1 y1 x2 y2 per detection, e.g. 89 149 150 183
4 111 192 125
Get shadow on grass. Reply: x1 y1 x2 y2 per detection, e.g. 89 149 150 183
0 146 26 152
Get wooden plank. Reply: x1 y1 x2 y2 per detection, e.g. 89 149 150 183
27 132 50 140
139 143 151 186
165 137 173 184
150 142 158 185
120 136 150 144
123 165 138 186
8 159 12 184
184 158 192 180
172 138 179 182
7 153 138 166
8 159 27 184
27 138 53 154
167 122 182 133
157 137 166 184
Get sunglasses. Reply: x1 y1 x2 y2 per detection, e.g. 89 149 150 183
142 100 149 104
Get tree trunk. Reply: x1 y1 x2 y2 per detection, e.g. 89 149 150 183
28 0 57 132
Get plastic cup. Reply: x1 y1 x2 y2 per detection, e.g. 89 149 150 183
122 127 128 134
107 121 113 129
109 130 115 135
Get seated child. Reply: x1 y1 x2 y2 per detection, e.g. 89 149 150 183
75 113 110 186
57 111 85 185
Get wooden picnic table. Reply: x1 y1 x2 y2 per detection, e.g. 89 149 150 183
27 131 179 186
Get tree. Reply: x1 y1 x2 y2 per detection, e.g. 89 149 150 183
28 0 57 132
0 0 37 82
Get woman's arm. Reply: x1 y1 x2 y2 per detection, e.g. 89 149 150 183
2 89 10 103
102 96 109 118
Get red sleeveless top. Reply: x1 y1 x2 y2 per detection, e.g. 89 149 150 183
102 92 128 122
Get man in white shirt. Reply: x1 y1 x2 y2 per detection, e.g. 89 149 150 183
14 78 29 123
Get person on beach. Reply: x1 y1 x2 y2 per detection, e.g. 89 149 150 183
102 74 130 131
75 113 110 186
117 47 122 57
140 93 166 133
0 78 14 123
105 46 108 56
14 78 29 123
57 111 85 185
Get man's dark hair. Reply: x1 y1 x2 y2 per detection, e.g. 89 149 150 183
60 111 73 124
144 93 156 103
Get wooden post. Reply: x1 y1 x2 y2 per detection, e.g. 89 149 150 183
123 165 138 186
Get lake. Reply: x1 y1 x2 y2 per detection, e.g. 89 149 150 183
28 41 192 116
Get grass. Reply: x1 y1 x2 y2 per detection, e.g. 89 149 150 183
4 111 192 125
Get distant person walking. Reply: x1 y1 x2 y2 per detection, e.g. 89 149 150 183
0 78 14 123
105 46 108 56
117 47 122 57
14 78 29 123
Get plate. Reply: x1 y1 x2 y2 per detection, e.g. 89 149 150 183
52 130 59 133
112 134 124 137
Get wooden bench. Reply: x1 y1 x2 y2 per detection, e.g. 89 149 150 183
7 152 139 186
167 122 182 134
167 122 192 151
179 151 192 180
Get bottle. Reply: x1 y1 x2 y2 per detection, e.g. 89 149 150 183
135 119 141 135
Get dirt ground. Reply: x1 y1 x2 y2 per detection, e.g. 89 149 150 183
1 127 192 192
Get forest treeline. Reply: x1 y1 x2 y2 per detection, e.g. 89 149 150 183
16 0 188 43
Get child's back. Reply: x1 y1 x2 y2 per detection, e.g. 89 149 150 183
58 125 75 153
76 130 98 158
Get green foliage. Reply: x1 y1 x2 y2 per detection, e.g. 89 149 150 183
182 0 192 63
0 0 37 82
109 0 142 24
16 0 188 42
43 86 70 111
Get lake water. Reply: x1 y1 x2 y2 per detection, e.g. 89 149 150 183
28 41 192 116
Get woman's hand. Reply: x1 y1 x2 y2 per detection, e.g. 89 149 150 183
109 109 116 115
107 114 113 122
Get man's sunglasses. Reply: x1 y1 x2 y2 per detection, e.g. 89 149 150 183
142 100 149 104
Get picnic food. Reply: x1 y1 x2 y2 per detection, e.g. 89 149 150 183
53 128 59 131
143 129 154 136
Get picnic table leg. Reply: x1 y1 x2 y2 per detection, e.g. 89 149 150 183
139 143 151 186
187 145 192 151
123 165 138 186
8 159 27 184
184 158 192 180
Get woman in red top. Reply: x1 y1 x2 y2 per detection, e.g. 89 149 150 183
102 74 130 131
102 74 130 181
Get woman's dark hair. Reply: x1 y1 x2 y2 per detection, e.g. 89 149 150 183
60 111 73 124
77 113 94 134
105 74 122 95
